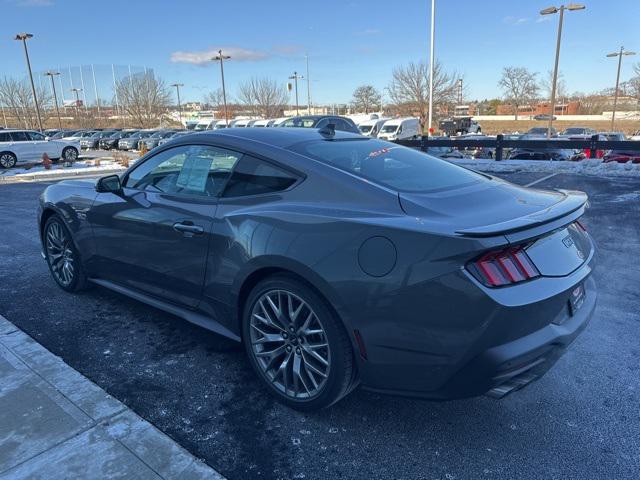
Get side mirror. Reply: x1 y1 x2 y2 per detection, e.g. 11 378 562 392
96 174 122 193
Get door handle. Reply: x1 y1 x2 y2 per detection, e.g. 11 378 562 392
173 222 204 236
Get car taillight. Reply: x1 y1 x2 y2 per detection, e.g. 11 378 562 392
468 245 539 287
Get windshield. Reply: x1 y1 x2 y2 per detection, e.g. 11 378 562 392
289 138 484 193
359 125 373 133
527 128 547 134
281 118 316 128
563 128 585 134
380 124 398 133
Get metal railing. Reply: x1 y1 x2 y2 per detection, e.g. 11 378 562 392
396 134 640 160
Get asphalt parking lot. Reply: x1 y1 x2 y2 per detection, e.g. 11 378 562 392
0 172 638 480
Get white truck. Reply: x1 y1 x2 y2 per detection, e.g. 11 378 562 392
376 118 421 141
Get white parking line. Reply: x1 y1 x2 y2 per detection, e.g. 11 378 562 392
525 173 558 187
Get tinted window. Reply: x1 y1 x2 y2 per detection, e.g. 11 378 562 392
223 155 298 197
10 131 30 141
125 145 241 197
0 132 10 142
289 138 484 193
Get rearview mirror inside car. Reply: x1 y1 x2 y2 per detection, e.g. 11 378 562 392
96 174 122 193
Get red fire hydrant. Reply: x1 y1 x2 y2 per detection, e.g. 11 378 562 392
42 153 52 170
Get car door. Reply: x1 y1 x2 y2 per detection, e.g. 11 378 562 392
201 154 301 328
89 144 242 308
27 131 59 159
8 131 34 161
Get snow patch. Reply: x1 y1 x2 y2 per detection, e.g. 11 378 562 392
450 158 640 177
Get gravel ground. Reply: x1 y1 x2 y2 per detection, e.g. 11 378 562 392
0 173 638 480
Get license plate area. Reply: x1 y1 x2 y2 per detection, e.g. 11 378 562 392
568 284 585 316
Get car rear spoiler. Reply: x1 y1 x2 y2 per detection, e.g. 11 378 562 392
455 190 588 238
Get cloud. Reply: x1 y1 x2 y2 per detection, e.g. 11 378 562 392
8 0 53 6
503 16 529 25
170 47 268 65
536 15 553 23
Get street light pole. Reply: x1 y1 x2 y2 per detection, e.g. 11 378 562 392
45 71 62 129
607 46 636 131
427 0 436 136
171 83 184 125
71 88 83 126
305 54 311 114
289 72 304 115
540 3 585 138
212 50 231 124
14 33 44 132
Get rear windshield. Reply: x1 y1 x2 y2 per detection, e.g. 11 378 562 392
289 138 485 193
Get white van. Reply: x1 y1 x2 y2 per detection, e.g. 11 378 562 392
376 118 421 141
358 118 389 138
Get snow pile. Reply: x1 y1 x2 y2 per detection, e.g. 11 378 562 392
0 158 136 180
449 158 640 177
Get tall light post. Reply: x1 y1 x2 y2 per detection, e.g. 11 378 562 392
14 33 44 132
171 83 184 125
70 88 83 126
212 50 230 124
289 71 304 115
540 3 585 138
427 0 435 136
305 54 312 114
606 46 636 131
45 71 62 129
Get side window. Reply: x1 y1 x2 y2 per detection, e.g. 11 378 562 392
0 132 10 142
27 131 45 141
10 131 30 142
125 145 241 197
223 155 298 198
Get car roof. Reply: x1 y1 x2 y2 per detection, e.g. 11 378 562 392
176 127 363 148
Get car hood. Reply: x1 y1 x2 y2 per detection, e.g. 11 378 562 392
398 177 587 238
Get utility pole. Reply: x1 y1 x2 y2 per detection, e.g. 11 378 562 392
171 83 184 125
606 46 636 131
289 71 304 115
14 33 44 132
305 54 311 114
45 71 62 129
212 50 231 124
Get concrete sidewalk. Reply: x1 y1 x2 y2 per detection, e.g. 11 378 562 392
0 315 225 480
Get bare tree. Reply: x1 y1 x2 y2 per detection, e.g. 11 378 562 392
387 61 459 125
573 92 607 115
237 77 288 118
351 85 382 113
204 88 225 112
115 72 171 127
540 70 567 100
498 67 539 120
628 63 640 106
0 76 52 129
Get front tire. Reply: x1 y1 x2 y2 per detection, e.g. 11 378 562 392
43 215 89 292
243 275 356 410
0 152 17 169
62 146 78 161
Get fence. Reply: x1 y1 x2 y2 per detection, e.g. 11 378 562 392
396 134 640 160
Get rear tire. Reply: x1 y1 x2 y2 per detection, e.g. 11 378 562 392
62 146 78 161
243 274 356 411
0 152 17 169
43 215 90 292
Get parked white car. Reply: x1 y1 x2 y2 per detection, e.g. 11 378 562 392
0 129 80 168
376 118 421 141
358 118 389 137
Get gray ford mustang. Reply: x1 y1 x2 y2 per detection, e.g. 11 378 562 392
38 128 597 410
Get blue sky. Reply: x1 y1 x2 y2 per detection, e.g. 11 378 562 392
2 0 639 106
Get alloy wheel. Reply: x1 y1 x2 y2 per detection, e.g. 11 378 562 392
63 147 78 161
249 289 331 399
46 221 75 286
0 153 16 168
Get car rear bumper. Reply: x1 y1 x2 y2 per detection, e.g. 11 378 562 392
357 263 597 400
